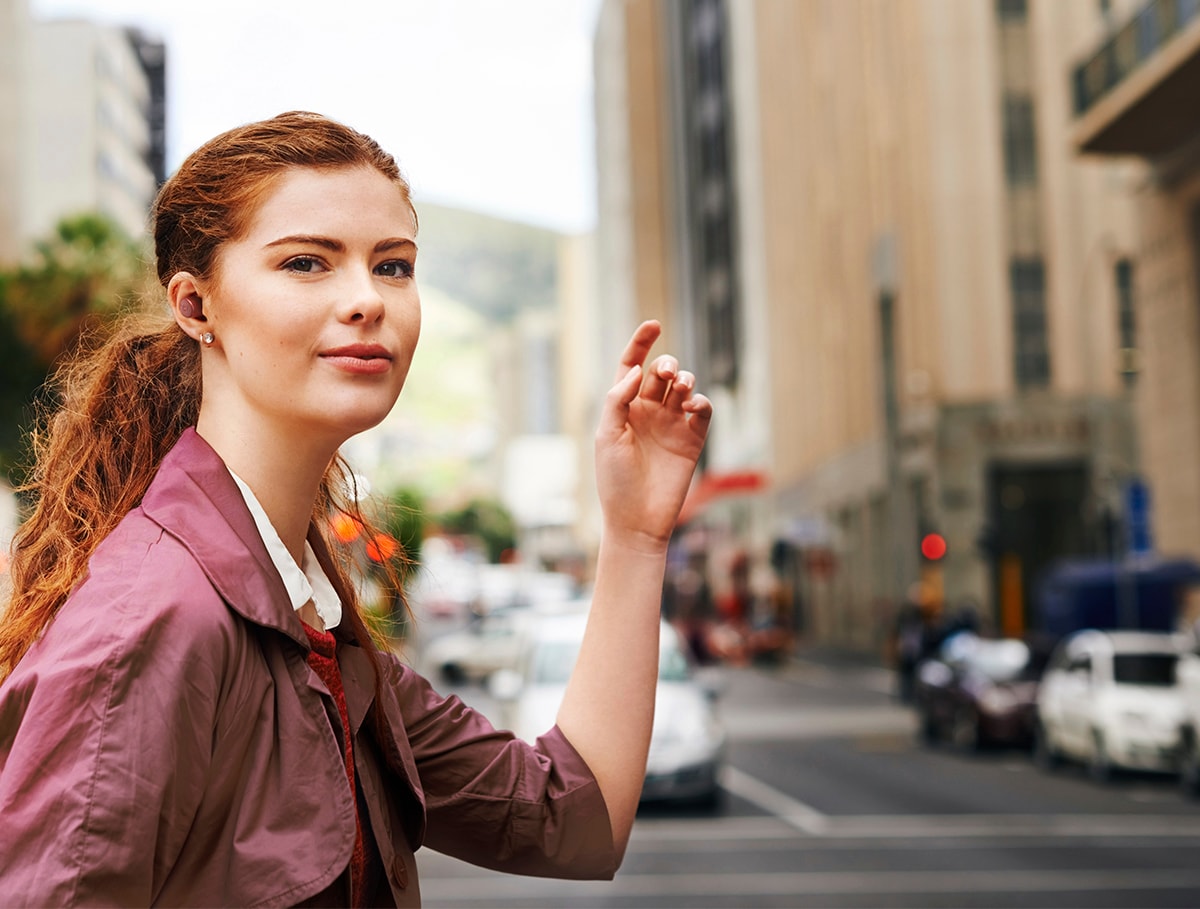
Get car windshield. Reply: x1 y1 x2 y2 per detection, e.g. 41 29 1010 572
531 641 579 685
965 640 1032 682
530 633 692 685
1112 652 1177 686
659 643 692 682
942 634 1035 682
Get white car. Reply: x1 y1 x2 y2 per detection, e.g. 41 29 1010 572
1174 641 1200 794
491 609 727 806
419 605 537 685
1034 629 1186 781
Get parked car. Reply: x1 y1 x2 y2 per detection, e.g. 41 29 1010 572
419 605 541 686
490 609 727 806
1034 629 1187 781
1174 639 1200 795
914 632 1044 750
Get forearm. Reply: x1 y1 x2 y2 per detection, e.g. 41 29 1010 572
555 529 667 857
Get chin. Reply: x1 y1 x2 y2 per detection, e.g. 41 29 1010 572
328 407 395 440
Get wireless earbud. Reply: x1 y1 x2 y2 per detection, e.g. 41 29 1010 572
179 296 202 320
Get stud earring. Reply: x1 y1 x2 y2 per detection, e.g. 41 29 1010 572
201 332 215 346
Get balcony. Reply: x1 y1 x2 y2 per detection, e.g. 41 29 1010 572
1072 0 1200 156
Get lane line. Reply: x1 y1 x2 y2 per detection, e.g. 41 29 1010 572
718 765 830 834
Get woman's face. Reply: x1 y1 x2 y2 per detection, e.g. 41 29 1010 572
196 166 420 449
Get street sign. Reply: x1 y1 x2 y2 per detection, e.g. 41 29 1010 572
1125 478 1153 557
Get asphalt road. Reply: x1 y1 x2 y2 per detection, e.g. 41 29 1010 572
414 654 1200 908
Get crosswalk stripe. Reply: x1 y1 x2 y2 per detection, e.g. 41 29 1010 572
422 868 1200 902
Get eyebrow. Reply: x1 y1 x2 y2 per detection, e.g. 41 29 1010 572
264 235 417 254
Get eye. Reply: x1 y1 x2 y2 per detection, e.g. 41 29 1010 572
283 256 325 273
375 259 414 279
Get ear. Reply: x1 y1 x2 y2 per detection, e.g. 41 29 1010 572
167 272 209 339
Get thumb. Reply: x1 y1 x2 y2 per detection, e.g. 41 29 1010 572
596 365 642 442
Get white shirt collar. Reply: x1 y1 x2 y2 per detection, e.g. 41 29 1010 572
227 469 342 631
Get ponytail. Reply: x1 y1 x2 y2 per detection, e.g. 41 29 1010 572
0 317 199 678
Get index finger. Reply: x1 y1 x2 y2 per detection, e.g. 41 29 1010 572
613 320 663 383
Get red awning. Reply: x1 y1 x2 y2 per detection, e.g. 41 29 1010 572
677 469 767 525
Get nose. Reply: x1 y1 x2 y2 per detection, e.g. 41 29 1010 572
340 267 385 324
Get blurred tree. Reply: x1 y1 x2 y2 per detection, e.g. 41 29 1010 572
437 497 517 563
0 214 153 483
378 485 429 573
362 486 430 641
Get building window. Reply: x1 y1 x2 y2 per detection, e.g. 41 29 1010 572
1011 258 1051 388
1115 258 1137 388
1002 94 1038 186
678 0 740 388
995 0 1027 21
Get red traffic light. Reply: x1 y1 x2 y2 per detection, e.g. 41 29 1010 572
920 532 947 561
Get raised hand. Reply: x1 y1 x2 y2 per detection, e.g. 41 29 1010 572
594 321 712 550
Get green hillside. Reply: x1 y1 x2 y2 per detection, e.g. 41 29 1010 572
412 201 559 324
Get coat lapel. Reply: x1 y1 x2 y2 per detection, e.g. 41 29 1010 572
139 428 308 648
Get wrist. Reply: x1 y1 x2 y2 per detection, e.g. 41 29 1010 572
599 523 673 560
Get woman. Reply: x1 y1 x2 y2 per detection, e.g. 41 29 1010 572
0 112 711 907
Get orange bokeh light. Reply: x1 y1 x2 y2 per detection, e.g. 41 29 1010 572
366 533 398 563
330 512 363 544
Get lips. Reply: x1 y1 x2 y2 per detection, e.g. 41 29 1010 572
319 344 393 361
319 344 394 375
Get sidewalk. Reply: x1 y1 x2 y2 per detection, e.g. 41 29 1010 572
787 640 889 671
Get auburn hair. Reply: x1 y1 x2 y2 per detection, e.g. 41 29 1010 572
1 111 415 681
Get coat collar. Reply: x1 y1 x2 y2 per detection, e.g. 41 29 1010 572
140 427 315 649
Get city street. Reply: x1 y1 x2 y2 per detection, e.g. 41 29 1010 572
417 655 1200 908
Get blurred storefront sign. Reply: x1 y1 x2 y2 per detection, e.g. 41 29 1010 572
677 469 767 525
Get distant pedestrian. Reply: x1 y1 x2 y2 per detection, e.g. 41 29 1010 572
893 583 933 702
0 112 712 906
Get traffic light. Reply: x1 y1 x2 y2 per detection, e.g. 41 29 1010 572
920 531 947 562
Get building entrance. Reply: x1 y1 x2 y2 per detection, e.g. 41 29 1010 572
986 462 1091 636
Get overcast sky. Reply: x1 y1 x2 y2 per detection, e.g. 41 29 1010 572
30 0 604 233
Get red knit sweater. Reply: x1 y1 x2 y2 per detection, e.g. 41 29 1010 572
303 623 373 906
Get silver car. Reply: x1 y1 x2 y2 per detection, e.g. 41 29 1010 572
491 608 727 806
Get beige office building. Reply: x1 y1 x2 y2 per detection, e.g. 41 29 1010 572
595 0 1149 651
1071 0 1200 581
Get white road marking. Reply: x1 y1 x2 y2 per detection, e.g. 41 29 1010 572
712 766 1200 840
720 706 916 740
421 867 1200 902
718 765 830 834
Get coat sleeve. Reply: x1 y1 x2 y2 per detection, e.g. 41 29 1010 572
382 657 619 880
0 528 234 907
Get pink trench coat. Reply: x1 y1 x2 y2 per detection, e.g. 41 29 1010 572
0 429 617 907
